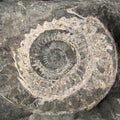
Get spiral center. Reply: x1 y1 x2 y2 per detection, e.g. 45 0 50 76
30 30 77 79
40 41 74 70
40 42 67 70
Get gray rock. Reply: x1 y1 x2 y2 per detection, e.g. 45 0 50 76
0 0 120 120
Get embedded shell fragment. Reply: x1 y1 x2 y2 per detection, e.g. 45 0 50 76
12 14 117 113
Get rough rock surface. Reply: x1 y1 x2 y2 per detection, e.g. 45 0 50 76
0 0 120 120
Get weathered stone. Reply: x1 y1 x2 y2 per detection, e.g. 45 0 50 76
0 0 120 120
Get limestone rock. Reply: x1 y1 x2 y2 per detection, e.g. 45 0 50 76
0 0 120 120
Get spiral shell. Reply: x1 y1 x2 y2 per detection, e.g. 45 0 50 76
12 13 117 113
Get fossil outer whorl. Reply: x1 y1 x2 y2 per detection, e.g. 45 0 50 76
13 14 117 113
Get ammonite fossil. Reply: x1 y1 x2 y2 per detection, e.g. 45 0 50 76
0 0 119 118
11 8 118 118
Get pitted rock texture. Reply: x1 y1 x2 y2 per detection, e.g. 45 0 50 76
0 0 120 120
